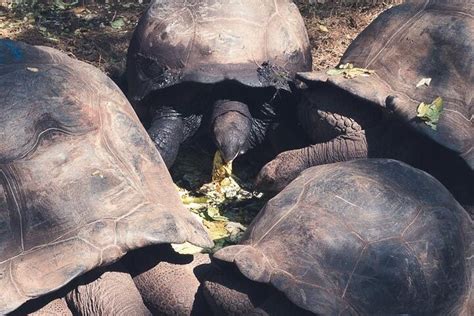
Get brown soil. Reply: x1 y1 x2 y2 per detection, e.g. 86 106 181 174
0 1 394 76
295 1 391 70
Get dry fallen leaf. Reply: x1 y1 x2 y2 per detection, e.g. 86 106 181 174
318 24 329 33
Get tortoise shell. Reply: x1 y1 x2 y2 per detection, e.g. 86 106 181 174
215 159 472 314
126 0 312 102
298 0 473 169
0 40 211 314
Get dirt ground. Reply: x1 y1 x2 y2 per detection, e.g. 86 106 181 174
0 1 395 251
0 1 391 75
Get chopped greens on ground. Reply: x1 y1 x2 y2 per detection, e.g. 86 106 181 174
110 17 125 29
326 63 375 79
173 150 266 254
417 96 443 130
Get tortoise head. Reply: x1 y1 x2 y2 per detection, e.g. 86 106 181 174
211 100 253 163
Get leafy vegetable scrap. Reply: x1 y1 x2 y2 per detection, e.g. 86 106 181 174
417 96 443 130
110 17 125 29
326 63 374 79
174 151 264 254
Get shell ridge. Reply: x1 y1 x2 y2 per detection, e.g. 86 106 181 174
254 184 307 245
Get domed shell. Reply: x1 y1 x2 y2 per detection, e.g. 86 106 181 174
0 40 211 314
215 159 472 314
126 0 312 102
298 0 473 169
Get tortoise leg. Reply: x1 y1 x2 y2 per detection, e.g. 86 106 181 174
148 107 185 168
255 130 370 192
127 245 213 315
148 107 203 168
28 298 72 316
66 263 151 316
255 119 428 192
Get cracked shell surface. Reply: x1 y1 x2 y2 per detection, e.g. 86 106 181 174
126 0 312 101
214 159 472 315
0 40 212 314
297 0 474 168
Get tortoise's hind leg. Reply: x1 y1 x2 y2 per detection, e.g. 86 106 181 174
128 245 213 315
66 263 151 316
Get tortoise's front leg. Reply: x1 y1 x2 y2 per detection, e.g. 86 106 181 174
255 121 421 192
148 107 185 168
255 131 369 192
148 107 202 168
66 263 151 316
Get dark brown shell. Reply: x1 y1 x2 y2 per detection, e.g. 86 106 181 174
0 40 211 314
126 0 312 102
298 0 473 169
215 159 472 314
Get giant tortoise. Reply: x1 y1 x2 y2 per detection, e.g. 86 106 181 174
126 0 312 167
0 39 211 314
255 0 474 209
142 159 472 315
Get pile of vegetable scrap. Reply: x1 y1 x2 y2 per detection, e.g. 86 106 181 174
173 152 265 254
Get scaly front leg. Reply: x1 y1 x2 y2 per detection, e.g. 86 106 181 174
148 107 201 168
255 131 370 192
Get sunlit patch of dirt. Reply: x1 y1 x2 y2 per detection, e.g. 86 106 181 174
295 0 394 70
